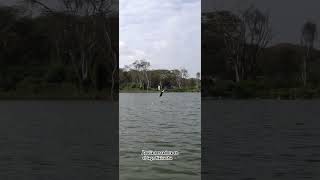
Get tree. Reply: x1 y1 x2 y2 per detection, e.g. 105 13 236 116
220 11 245 82
140 60 151 91
119 65 198 91
23 0 118 99
181 68 189 87
202 11 233 81
172 69 182 88
196 72 201 89
242 6 272 79
181 68 189 78
132 60 143 88
301 21 317 86
0 6 21 52
203 8 271 82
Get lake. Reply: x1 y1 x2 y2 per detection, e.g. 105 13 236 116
120 93 201 180
0 101 118 180
202 100 320 180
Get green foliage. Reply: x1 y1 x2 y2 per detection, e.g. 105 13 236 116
207 80 235 97
202 10 320 99
16 77 43 95
45 64 66 83
232 81 253 98
0 3 118 99
120 66 201 92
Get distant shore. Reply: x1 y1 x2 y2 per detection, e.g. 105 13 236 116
120 88 200 93
0 89 115 100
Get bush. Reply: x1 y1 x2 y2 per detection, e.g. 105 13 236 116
232 80 265 98
208 80 235 97
296 87 318 99
16 77 43 94
45 64 66 83
0 76 17 91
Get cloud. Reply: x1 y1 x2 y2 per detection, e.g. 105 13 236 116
120 0 200 76
119 40 148 64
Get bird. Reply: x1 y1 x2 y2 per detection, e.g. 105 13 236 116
159 89 165 97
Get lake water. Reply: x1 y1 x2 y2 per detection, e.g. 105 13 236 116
202 100 320 180
120 93 201 180
0 101 118 180
3 98 318 179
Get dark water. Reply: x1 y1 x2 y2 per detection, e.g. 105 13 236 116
120 93 201 180
202 100 320 180
0 101 118 180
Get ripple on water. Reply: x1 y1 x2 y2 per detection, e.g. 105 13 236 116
120 93 201 180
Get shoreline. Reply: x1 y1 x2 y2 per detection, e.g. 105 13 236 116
120 88 200 93
0 97 115 101
119 91 200 93
201 96 320 100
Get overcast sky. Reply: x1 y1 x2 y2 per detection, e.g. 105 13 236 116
202 0 320 48
120 0 201 77
3 0 320 72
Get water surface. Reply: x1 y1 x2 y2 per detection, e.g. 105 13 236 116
202 100 320 180
0 101 118 180
120 93 201 180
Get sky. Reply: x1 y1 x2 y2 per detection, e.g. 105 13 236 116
202 0 320 48
120 0 201 77
3 0 320 71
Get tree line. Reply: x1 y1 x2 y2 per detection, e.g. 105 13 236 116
0 0 118 99
202 5 320 99
120 60 200 92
